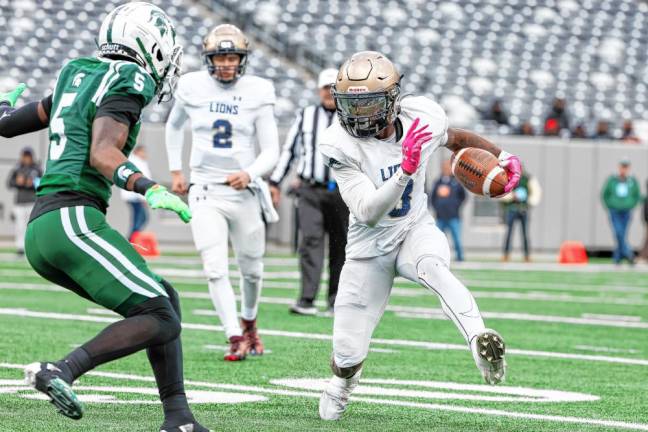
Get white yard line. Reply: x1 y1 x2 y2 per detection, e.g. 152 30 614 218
1 362 646 431
393 310 648 329
2 275 645 307
4 266 648 294
1 308 647 367
1 281 647 331
574 345 640 355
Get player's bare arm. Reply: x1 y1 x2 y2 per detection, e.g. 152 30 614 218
445 128 501 157
90 116 137 186
91 116 191 223
446 127 522 193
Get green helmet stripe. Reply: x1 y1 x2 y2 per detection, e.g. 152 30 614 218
106 10 118 43
136 37 161 84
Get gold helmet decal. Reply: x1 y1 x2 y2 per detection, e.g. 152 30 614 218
332 51 401 138
202 24 250 84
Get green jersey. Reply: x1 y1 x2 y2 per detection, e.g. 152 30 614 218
37 57 156 206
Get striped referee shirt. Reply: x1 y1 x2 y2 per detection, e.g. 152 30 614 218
270 104 336 186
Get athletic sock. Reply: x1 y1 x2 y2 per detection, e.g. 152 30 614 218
208 277 242 338
240 273 262 321
148 338 193 423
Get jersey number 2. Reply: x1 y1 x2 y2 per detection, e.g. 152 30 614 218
389 179 414 217
50 92 77 160
212 119 232 148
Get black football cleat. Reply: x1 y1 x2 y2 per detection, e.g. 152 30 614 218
24 362 84 420
160 421 212 432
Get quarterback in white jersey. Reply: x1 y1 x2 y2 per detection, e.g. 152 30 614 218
317 51 523 421
165 25 279 361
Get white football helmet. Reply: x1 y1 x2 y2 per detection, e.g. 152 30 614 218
97 2 183 102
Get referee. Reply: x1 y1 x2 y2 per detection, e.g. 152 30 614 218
269 68 349 316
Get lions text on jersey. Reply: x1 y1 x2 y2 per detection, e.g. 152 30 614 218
165 71 278 185
320 95 449 258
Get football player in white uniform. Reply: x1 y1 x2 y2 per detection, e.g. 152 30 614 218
317 51 522 420
165 25 279 361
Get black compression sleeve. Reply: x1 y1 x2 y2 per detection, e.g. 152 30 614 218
41 94 53 118
95 95 143 128
0 100 49 138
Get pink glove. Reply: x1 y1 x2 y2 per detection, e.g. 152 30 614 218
498 150 522 193
401 118 433 175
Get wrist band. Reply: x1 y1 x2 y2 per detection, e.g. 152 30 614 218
112 161 141 190
133 177 157 195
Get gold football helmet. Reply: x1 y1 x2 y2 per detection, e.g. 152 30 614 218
202 24 249 84
332 51 401 138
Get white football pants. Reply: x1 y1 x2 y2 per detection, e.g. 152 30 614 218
189 184 265 338
332 214 486 368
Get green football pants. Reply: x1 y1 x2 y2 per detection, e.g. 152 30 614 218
25 206 168 316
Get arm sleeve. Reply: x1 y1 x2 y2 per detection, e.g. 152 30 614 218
269 109 303 185
246 104 280 181
165 99 189 172
95 95 143 128
0 94 52 138
332 163 411 227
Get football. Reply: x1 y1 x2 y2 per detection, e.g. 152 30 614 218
451 148 508 197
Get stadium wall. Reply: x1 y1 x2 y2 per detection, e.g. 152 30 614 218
1 126 646 253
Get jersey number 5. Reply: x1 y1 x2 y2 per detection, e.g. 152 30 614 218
212 119 232 148
389 179 414 217
50 92 77 160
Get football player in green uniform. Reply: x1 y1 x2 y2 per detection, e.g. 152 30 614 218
0 3 210 431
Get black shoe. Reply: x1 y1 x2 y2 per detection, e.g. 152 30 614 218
24 362 83 420
160 421 212 432
290 301 317 316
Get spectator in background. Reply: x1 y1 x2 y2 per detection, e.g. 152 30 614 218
269 68 349 316
6 147 41 256
572 123 588 139
483 100 509 126
622 120 641 144
120 146 151 241
544 97 569 136
601 159 641 265
639 181 648 262
518 121 535 136
429 160 467 261
593 120 612 140
501 168 542 262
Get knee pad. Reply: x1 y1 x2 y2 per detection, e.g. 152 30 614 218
238 256 263 282
126 297 181 344
415 254 451 290
159 279 181 319
416 255 478 319
200 247 229 281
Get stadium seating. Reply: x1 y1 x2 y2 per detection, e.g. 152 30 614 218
0 0 314 124
207 0 648 136
1 0 646 136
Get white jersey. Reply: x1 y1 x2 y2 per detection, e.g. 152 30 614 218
320 96 448 258
165 71 279 185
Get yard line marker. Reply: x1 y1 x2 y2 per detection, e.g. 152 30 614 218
1 308 648 367
1 362 646 431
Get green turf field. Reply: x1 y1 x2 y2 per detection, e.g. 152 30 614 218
0 251 647 431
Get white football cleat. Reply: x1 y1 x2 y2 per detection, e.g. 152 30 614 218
471 329 506 385
319 370 362 420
